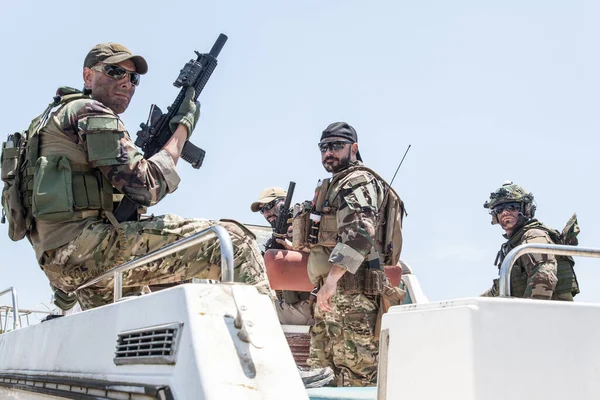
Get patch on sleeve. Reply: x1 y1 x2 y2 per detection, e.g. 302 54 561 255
79 116 126 164
329 242 365 274
86 132 124 163
82 115 120 131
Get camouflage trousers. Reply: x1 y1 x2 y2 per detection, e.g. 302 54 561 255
307 286 379 387
40 215 274 310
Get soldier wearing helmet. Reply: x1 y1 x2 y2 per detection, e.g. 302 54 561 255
482 182 579 300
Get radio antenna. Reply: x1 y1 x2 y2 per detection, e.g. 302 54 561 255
390 144 411 186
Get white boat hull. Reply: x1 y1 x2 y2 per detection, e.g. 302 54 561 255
0 283 308 399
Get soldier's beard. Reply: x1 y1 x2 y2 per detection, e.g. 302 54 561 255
323 153 351 173
266 203 282 228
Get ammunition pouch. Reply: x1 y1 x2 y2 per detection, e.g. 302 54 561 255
338 269 365 294
338 269 386 296
32 155 110 222
292 210 338 250
1 145 19 182
1 142 27 241
292 211 310 250
364 269 386 296
317 212 337 247
32 155 75 221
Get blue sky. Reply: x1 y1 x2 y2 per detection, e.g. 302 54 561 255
1 0 598 314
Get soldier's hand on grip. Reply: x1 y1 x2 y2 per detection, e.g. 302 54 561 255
169 86 201 138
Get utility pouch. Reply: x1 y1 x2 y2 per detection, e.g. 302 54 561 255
1 136 28 241
317 213 338 247
2 176 27 241
32 155 74 222
1 145 19 182
364 269 386 295
338 269 365 295
292 211 310 250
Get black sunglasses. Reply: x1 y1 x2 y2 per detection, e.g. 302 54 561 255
492 202 521 215
318 141 353 153
93 64 141 86
259 197 283 214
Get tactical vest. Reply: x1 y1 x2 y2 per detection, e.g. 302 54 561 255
293 164 405 267
1 87 116 242
494 218 580 297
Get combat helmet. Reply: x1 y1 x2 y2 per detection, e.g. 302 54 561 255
483 181 536 224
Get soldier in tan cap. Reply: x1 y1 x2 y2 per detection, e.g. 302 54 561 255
251 187 314 325
251 187 288 228
0 42 274 310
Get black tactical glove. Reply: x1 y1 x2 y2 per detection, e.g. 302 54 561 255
169 86 201 138
51 284 78 311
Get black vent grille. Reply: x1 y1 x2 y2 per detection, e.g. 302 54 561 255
114 322 183 365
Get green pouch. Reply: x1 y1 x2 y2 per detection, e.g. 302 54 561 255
1 138 28 241
32 155 74 221
1 146 19 182
2 177 27 241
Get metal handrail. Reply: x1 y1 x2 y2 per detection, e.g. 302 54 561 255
76 225 235 303
0 306 51 331
0 287 20 330
499 243 600 297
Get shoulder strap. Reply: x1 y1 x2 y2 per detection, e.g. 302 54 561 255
27 90 91 164
336 165 403 211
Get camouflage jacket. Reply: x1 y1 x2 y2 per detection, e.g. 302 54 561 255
484 219 559 300
31 87 180 260
307 161 384 282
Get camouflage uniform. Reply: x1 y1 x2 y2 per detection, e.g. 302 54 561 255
275 209 314 325
306 160 385 387
42 215 273 309
482 219 579 300
251 188 314 325
482 183 579 300
31 88 273 309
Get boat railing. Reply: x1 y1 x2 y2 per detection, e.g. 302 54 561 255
499 243 600 297
75 225 235 303
0 287 20 331
0 306 52 333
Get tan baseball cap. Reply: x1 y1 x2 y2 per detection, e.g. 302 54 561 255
250 187 287 212
84 43 148 74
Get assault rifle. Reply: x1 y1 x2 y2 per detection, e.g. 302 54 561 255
114 33 228 222
264 181 295 251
